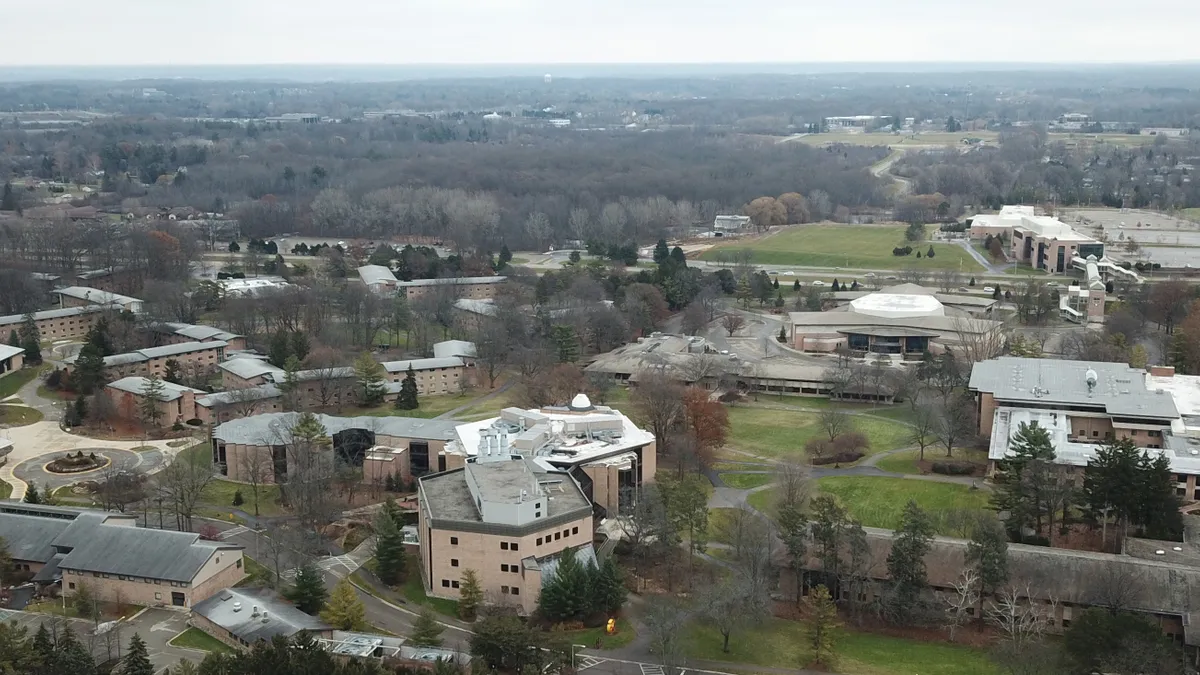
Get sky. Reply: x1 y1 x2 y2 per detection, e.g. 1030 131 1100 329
5 0 1200 66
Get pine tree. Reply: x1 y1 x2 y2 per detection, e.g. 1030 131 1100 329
498 243 513 269
73 343 107 395
831 279 840 292
808 585 839 668
279 356 302 411
354 352 387 407
590 556 626 615
32 623 54 665
163 359 183 385
120 633 154 675
550 325 580 362
290 331 310 362
793 279 801 291
6 330 17 347
772 277 780 290
374 499 408 585
138 374 167 429
735 276 753 309
538 547 590 622
0 181 17 211
850 280 859 290
268 331 291 367
458 569 483 621
320 579 366 630
56 626 98 675
19 312 41 364
778 325 788 342
23 483 40 504
992 421 1057 542
409 606 445 647
232 489 244 506
652 238 670 264
394 365 419 410
287 561 328 614
85 316 113 355
885 500 934 620
927 245 936 258
229 240 241 253
967 517 1009 616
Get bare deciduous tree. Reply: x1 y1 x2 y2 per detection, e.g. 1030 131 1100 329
819 407 853 441
986 584 1056 644
720 313 745 337
157 448 216 531
945 569 980 642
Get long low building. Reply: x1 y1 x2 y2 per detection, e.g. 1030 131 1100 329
0 503 245 608
967 205 1104 274
147 321 247 351
790 285 1004 358
0 306 111 341
63 340 227 379
55 286 144 313
398 276 506 301
105 376 207 427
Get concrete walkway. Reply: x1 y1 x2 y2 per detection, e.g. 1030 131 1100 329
436 381 514 420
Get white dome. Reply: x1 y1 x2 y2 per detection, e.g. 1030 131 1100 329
570 393 593 410
849 293 945 319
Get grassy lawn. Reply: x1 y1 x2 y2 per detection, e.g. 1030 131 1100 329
559 617 637 650
700 224 984 272
0 482 10 499
725 406 910 461
1182 208 1200 223
718 472 773 489
169 628 236 654
395 555 460 616
358 391 486 420
0 404 43 426
237 556 276 587
815 476 991 535
683 616 999 675
0 367 43 399
202 479 285 517
875 447 989 475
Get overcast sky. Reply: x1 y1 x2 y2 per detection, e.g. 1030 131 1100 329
6 0 1200 66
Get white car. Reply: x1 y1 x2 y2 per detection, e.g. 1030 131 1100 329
984 286 995 293
812 280 826 286
865 272 877 278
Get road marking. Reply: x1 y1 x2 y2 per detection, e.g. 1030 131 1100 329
219 525 251 540
150 619 178 633
577 656 606 671
640 665 665 675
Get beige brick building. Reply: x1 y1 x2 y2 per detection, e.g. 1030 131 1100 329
418 456 595 614
398 276 506 302
439 395 657 518
62 340 227 380
0 344 24 376
147 322 247 352
0 306 108 341
105 376 207 427
0 503 245 608
54 286 144 313
210 413 459 483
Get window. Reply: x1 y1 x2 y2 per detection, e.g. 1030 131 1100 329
535 512 541 518
1062 619 1071 628
1093 430 1099 437
451 559 459 567
236 559 242 569
69 583 76 590
511 543 518 552
451 580 460 589
511 587 520 595
536 537 543 545
1129 429 1138 436
501 586 509 594
450 536 459 545
554 532 560 541
501 542 509 550
501 564 509 572
572 527 579 535
144 579 151 584
154 592 162 600
442 580 451 588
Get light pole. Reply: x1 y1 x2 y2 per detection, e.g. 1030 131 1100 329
571 644 589 671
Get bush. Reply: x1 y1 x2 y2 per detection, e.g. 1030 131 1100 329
45 369 64 390
717 391 743 403
891 246 913 257
832 431 870 455
931 461 975 476
232 490 244 506
810 451 865 466
197 524 221 541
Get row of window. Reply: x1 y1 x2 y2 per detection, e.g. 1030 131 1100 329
537 527 579 546
66 568 189 587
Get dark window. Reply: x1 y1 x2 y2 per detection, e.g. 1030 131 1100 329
501 586 509 594
554 532 560 541
452 580 460 589
171 592 185 607
535 512 541 518
442 580 450 588
236 559 242 568
501 542 509 550
451 559 459 567
69 583 76 590
511 587 520 595
1062 619 1071 628
511 543 518 552
1093 430 1099 437
572 527 579 535
501 564 509 572
536 537 543 545
450 537 458 545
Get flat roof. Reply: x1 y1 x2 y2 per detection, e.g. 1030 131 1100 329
55 286 141 306
357 264 398 285
106 376 205 401
218 358 284 380
193 587 329 643
213 412 459 445
970 357 1179 419
398 276 506 287
419 462 590 526
448 404 654 465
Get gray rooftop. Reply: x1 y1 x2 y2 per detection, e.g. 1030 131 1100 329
433 340 478 359
0 513 72 562
197 384 282 408
419 461 590 528
357 264 398 285
0 305 104 327
398 276 506 287
213 412 459 445
0 344 24 362
73 340 229 367
970 357 1180 419
55 286 140 306
789 310 1000 335
106 376 205 401
381 356 464 373
155 322 241 342
193 587 329 643
219 358 284 380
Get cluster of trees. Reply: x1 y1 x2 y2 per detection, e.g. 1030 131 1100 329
536 548 625 624
164 632 466 675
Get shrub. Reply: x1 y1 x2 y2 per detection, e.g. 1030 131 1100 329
717 391 743 403
197 524 221 541
832 432 870 455
805 437 833 461
45 369 64 390
810 451 865 466
891 246 913 257
931 461 975 476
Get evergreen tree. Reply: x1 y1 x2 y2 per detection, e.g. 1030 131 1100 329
287 562 328 615
652 238 670 264
850 280 859 290
232 489 244 506
969 277 976 286
73 343 107 395
807 585 839 668
85 316 113 355
268 331 291 367
138 373 167 429
394 365 419 411
458 569 483 621
550 325 580 362
992 286 1001 300
966 517 1009 615
64 394 87 427
498 243 513 269
19 313 41 364
778 325 788 342
23 484 40 504
120 633 154 675
885 500 934 621
32 623 54 667
831 279 840 292
0 181 17 211
992 421 1057 542
538 547 590 622
409 606 445 647
926 245 936 258
163 359 183 385
289 331 310 362
590 556 626 615
670 246 686 266
55 626 97 675
771 277 780 290
793 279 801 291
279 356 302 411
353 352 387 407
735 276 753 308
6 329 17 347
374 499 408 585
229 240 241 253
320 579 367 630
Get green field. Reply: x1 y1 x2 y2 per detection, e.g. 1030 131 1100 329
815 476 991 535
725 406 910 461
0 367 43 399
875 447 989 475
169 628 236 654
0 405 42 426
202 479 284 517
1182 208 1200 223
718 472 774 489
683 616 999 675
792 131 1000 148
701 224 984 272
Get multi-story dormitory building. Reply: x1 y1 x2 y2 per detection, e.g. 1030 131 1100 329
0 306 112 341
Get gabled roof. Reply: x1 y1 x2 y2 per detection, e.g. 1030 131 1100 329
213 412 458 445
357 264 398 285
54 286 141 307
0 306 104 327
398 276 506 287
67 341 229 367
57 523 236 582
380 357 464 373
433 340 477 359
0 344 25 361
218 358 284 380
